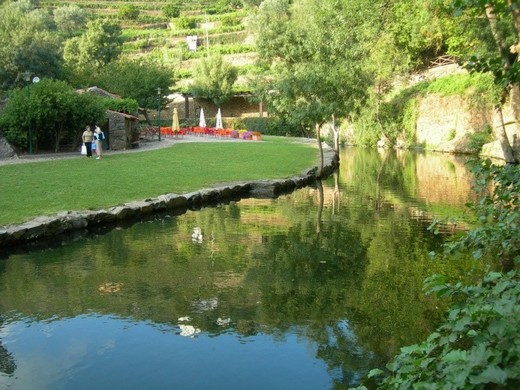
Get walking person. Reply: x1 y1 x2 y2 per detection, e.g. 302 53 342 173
82 126 93 158
94 125 105 159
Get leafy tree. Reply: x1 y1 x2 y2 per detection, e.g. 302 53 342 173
220 14 241 27
448 0 520 163
14 32 63 81
248 0 294 67
53 4 87 36
189 54 238 107
95 58 173 125
0 1 62 89
63 19 122 71
0 79 106 152
252 0 373 167
387 0 447 69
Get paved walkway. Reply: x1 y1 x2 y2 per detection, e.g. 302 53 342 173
0 135 244 166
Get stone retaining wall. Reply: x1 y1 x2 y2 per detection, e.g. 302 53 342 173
0 144 339 252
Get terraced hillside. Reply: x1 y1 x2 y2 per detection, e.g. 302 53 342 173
40 0 258 90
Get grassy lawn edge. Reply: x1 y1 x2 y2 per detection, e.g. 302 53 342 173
0 137 319 227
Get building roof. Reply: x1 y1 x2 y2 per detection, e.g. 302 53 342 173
106 110 139 121
77 86 121 99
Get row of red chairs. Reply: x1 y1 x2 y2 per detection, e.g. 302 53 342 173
159 127 188 137
189 127 262 140
157 127 262 140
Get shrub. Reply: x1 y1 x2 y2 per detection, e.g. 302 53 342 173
220 14 241 27
118 5 140 21
102 97 138 115
467 125 493 152
0 79 106 152
53 4 87 36
163 4 180 19
174 16 197 30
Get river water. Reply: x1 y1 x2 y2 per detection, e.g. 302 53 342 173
0 147 489 389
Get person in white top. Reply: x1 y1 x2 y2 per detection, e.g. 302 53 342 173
94 125 105 159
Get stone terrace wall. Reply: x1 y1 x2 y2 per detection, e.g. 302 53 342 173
415 93 520 160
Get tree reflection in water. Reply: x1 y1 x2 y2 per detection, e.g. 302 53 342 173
0 147 490 389
0 342 16 376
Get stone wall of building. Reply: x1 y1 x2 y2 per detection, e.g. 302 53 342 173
106 111 140 150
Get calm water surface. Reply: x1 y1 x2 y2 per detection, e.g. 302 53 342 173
0 148 488 389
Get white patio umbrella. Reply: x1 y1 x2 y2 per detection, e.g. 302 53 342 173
198 108 206 128
216 108 223 129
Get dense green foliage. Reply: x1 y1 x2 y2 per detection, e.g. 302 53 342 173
368 271 519 389
102 97 139 115
53 4 87 36
117 4 140 20
63 19 122 70
94 58 174 121
250 0 375 144
0 78 106 152
189 54 238 106
357 161 520 389
162 4 180 19
0 1 62 89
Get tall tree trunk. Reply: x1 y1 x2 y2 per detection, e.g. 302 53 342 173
140 108 152 126
507 0 520 42
495 104 518 163
506 0 520 133
485 4 518 161
485 4 511 63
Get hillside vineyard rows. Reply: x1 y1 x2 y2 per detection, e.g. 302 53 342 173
41 0 256 88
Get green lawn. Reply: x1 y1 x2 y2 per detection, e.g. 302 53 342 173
0 137 318 227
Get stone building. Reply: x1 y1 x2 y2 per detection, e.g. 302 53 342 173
105 110 140 151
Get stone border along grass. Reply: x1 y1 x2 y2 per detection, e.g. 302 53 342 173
0 145 339 252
